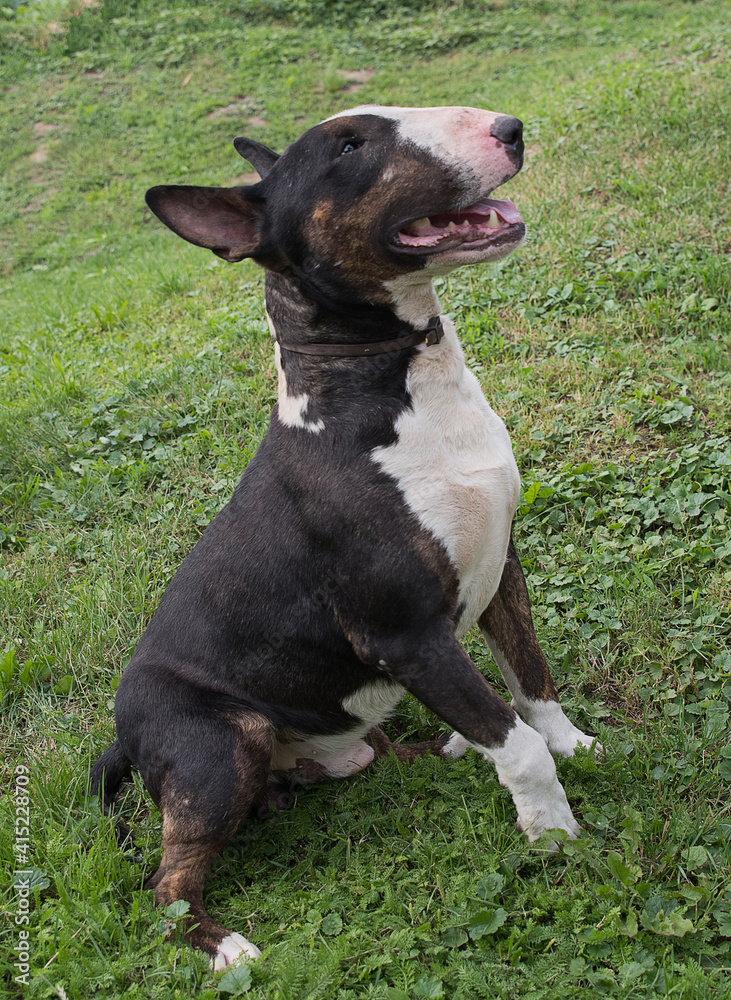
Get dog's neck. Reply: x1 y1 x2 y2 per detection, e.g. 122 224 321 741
266 271 439 431
382 274 442 330
264 271 442 352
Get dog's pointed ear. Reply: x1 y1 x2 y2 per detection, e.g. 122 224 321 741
232 137 280 178
145 185 265 262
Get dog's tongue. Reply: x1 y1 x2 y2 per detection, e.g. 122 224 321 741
468 197 523 225
399 194 524 247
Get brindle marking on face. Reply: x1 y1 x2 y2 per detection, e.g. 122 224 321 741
298 113 479 299
149 108 517 317
299 119 464 299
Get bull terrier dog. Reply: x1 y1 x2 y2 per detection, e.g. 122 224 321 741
91 105 599 970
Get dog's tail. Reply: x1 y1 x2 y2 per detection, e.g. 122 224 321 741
89 740 134 848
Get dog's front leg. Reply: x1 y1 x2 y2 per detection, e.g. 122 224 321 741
479 537 601 758
371 624 581 842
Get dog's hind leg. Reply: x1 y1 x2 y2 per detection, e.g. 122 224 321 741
367 726 468 763
142 710 273 970
479 537 601 758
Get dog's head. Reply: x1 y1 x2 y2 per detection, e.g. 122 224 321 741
146 105 525 306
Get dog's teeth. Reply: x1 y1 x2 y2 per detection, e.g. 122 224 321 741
411 217 432 233
447 221 458 231
486 210 500 229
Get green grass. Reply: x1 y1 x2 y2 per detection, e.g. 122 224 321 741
1 0 731 997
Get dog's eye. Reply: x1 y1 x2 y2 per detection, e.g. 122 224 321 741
339 139 362 156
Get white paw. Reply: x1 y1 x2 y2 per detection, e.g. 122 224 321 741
318 740 375 778
542 720 603 759
478 717 581 844
566 728 603 759
443 732 470 759
212 932 262 972
514 699 602 759
272 737 375 779
515 788 582 843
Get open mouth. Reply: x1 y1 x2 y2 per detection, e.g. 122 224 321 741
392 196 524 254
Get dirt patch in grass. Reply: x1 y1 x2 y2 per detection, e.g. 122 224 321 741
590 674 646 726
207 97 260 119
337 67 376 93
230 172 261 185
33 122 61 136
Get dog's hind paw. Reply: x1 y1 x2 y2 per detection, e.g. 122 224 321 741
443 732 470 759
212 933 262 972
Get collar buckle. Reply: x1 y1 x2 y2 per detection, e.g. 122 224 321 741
423 316 444 346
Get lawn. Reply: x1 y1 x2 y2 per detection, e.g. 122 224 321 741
1 0 730 997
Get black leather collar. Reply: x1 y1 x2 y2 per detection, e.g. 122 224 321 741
276 315 444 357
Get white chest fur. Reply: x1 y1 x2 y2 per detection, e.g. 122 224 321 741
372 319 520 636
